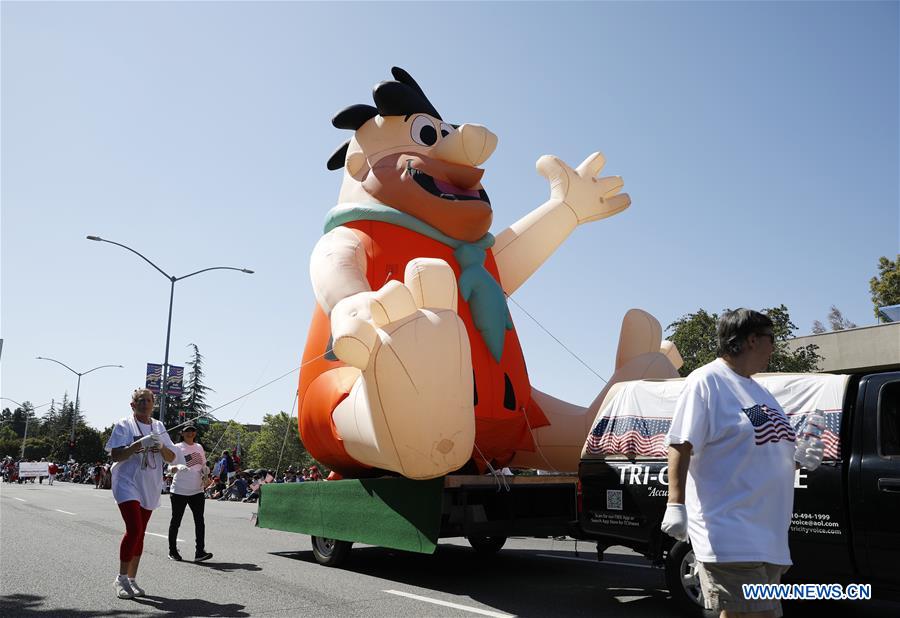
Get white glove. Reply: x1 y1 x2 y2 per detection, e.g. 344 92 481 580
661 504 688 541
134 433 160 450
795 436 825 471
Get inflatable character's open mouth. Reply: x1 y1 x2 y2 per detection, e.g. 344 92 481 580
407 160 491 204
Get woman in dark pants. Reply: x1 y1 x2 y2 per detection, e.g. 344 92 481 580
167 424 213 562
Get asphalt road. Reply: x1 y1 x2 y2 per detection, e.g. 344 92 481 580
2 480 897 617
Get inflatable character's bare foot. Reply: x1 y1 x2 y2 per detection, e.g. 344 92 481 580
509 309 682 473
330 258 475 479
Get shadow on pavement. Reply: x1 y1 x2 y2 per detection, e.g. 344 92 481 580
272 544 679 617
189 561 262 573
130 595 249 616
1 594 143 617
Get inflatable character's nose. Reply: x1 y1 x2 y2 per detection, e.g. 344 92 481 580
431 124 497 167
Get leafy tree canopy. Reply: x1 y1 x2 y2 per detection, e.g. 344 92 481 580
199 420 257 466
667 304 820 376
870 254 900 321
246 412 314 474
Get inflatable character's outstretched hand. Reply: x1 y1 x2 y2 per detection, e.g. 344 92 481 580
536 152 631 224
330 258 476 479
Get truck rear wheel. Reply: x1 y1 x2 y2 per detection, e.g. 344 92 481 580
664 541 715 618
467 535 507 554
310 536 353 567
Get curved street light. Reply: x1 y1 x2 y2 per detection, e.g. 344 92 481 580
87 235 253 423
35 357 123 449
1 398 52 458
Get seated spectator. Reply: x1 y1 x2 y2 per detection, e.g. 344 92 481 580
205 476 226 500
219 473 248 501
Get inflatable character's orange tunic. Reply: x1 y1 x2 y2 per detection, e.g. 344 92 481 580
298 220 549 477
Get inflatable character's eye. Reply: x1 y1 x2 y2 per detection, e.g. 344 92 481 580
410 115 438 147
440 123 454 139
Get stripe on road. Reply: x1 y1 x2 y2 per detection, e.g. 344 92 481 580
13 497 26 502
384 590 514 618
146 532 184 542
536 553 653 569
55 509 76 515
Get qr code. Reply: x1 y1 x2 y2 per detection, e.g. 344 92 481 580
606 489 623 511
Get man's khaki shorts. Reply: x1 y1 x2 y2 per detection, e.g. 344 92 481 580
697 561 790 616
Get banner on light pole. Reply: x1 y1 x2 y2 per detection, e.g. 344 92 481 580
145 363 162 393
167 366 184 397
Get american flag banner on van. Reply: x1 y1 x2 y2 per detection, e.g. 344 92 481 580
581 373 849 461
584 415 670 457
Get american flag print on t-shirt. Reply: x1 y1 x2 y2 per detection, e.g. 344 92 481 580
184 452 204 468
742 404 795 446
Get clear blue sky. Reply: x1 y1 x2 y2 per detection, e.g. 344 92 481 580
3 2 897 431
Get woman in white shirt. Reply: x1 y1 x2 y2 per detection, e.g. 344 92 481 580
105 388 179 600
167 423 213 563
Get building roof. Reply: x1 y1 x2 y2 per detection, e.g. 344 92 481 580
787 322 900 373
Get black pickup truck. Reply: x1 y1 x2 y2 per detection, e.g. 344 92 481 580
577 370 900 616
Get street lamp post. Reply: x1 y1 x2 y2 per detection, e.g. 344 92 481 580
1 398 51 459
34 358 123 451
87 235 253 423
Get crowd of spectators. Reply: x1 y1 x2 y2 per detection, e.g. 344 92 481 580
3 453 325 500
2 456 112 487
199 464 323 502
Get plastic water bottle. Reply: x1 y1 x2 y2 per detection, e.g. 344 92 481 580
799 411 825 442
794 410 825 467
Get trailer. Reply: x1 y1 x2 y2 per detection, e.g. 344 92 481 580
256 473 579 567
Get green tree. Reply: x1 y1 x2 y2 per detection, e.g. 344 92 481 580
2 403 37 439
246 412 314 473
182 343 213 426
22 436 53 461
666 309 719 376
0 424 22 459
667 305 820 376
201 421 257 468
69 425 107 463
162 393 185 437
870 255 900 321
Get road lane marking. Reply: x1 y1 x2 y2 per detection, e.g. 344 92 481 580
13 497 27 502
536 553 653 569
384 590 514 618
146 532 184 542
55 509 76 515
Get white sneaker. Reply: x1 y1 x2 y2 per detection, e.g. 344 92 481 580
115 576 135 599
128 578 145 596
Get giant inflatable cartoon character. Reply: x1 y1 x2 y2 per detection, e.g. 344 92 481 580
298 67 676 480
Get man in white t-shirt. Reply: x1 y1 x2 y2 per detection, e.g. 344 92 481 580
167 423 213 563
661 309 824 618
105 388 180 600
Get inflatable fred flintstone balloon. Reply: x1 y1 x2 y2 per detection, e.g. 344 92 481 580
298 67 679 480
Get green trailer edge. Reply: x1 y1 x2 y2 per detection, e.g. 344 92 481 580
256 477 445 554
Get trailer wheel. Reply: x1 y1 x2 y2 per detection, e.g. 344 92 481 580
310 536 352 567
664 541 716 618
467 536 507 554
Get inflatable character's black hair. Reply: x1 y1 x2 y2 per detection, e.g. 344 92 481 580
327 67 442 170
